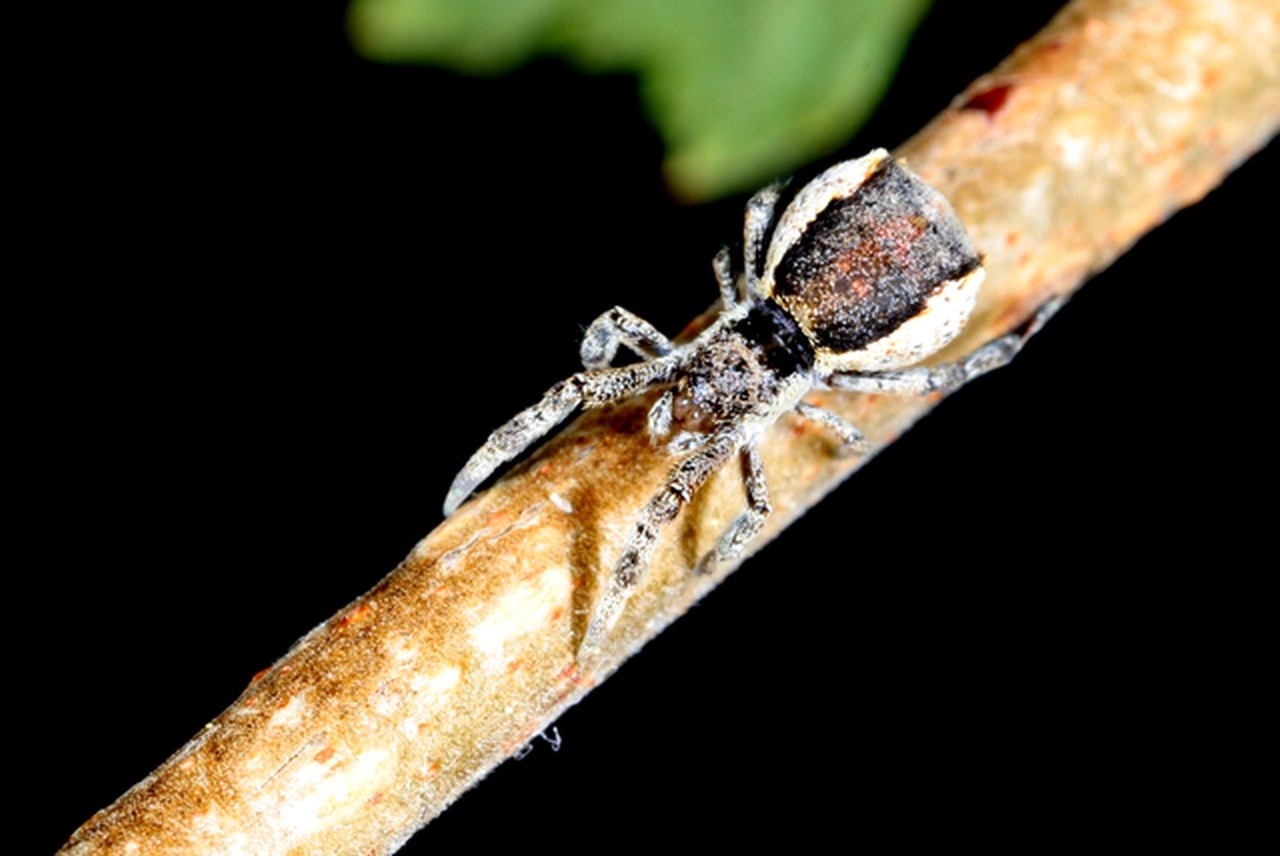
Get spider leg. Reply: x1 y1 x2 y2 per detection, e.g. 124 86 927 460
828 296 1064 396
794 401 869 456
581 429 740 656
743 181 784 294
444 358 677 516
580 306 675 370
712 246 738 309
698 442 771 576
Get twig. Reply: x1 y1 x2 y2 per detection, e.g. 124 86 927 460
61 1 1279 852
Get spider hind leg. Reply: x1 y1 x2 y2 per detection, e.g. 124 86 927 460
827 297 1065 397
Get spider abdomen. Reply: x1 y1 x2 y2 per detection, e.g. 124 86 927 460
764 154 984 373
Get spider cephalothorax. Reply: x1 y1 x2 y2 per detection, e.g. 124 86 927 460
445 148 1052 656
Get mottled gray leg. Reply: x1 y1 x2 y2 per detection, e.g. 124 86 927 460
444 358 677 516
829 297 1064 396
712 246 738 309
581 430 740 656
794 401 868 456
743 182 783 294
699 442 771 576
580 306 674 370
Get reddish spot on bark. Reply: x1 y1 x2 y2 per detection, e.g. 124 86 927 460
1004 232 1019 247
178 756 196 770
314 747 335 764
926 391 944 402
426 762 442 779
417 722 430 734
506 659 523 674
962 83 1013 116
368 791 384 805
429 584 451 598
276 695 294 710
340 603 371 627
560 662 581 682
249 666 271 686
484 510 510 526
538 462 552 474
242 695 258 709
550 606 565 622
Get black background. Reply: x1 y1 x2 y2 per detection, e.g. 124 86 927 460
35 1 1271 851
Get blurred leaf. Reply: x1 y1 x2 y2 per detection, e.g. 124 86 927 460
348 0 932 200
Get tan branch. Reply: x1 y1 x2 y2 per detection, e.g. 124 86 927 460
62 1 1278 853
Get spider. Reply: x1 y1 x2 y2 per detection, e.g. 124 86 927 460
444 148 1055 656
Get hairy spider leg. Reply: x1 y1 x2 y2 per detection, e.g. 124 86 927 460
743 182 784 295
793 401 868 456
698 442 771 576
581 429 741 656
579 306 675 371
695 398 872 580
712 246 737 309
442 358 677 516
827 297 1063 396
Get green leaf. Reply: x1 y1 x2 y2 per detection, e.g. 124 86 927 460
347 0 932 201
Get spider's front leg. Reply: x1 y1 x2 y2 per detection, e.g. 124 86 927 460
828 297 1064 397
443 358 676 516
580 429 740 657
579 306 674 370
